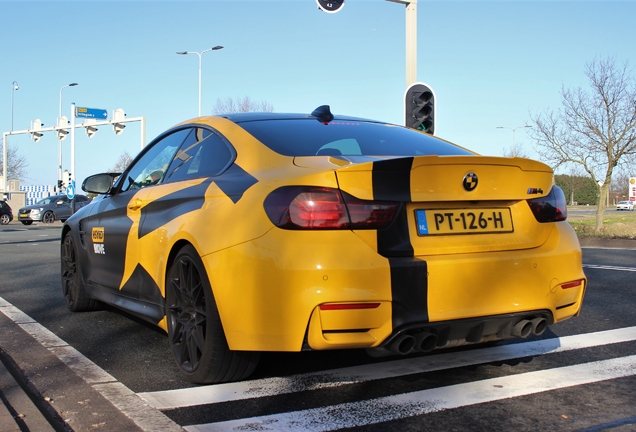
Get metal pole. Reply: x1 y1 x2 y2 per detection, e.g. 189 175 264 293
140 117 146 150
197 51 203 117
11 81 19 132
70 103 76 213
58 83 78 188
405 1 417 87
2 133 7 193
385 1 417 88
70 103 75 186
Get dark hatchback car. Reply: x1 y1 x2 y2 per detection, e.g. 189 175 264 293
18 194 91 224
0 200 13 225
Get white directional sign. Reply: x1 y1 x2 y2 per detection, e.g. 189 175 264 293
66 180 76 200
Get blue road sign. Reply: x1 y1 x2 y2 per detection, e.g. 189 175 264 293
66 180 76 200
76 107 108 119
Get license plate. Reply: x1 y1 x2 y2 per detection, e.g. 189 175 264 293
415 208 513 235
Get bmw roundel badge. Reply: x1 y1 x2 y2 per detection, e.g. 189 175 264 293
463 172 478 191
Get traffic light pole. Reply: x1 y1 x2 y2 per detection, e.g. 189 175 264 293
386 0 417 88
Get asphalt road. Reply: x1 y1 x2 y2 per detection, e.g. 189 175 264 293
1 221 636 431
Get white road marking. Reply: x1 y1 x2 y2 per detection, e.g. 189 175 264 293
139 326 636 410
583 264 636 272
186 355 636 432
0 297 182 432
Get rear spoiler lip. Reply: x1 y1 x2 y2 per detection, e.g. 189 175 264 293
294 154 553 174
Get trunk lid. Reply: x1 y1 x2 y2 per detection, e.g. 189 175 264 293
298 155 556 256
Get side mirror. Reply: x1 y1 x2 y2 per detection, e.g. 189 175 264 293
82 173 120 195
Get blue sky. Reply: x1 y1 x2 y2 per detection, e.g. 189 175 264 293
1 0 635 187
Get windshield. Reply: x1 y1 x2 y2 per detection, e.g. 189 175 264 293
238 119 475 157
36 197 58 205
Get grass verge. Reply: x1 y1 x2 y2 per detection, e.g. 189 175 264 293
567 207 636 239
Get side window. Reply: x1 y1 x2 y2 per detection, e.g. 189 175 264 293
316 139 361 156
120 128 191 192
164 127 234 183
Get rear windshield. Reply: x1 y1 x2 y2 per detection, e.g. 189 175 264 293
238 119 474 157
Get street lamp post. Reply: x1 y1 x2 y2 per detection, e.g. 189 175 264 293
176 46 223 117
496 125 532 157
11 81 19 131
58 83 78 188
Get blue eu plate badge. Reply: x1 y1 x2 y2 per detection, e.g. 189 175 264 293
415 210 428 235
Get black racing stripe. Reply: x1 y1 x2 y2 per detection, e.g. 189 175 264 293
139 178 214 238
214 164 259 204
372 157 413 202
389 257 429 328
377 205 414 257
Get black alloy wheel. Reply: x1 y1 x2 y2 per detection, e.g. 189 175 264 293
43 211 55 223
166 245 259 384
61 232 101 312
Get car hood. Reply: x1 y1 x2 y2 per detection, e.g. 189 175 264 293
19 204 46 211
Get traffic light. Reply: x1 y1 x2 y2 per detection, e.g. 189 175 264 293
112 108 126 135
57 116 69 141
62 170 71 189
84 119 98 138
30 119 44 142
404 82 435 134
57 180 64 191
316 0 345 13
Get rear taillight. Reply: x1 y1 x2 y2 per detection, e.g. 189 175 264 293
264 186 399 230
527 186 567 222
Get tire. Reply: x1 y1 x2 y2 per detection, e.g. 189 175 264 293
166 245 260 384
0 214 9 225
61 232 102 312
21 220 33 225
42 211 55 223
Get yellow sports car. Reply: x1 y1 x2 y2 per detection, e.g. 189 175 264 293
61 106 586 384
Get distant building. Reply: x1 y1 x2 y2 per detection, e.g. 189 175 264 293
20 184 61 206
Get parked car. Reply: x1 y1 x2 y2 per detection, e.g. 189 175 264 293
616 200 634 211
0 200 13 225
61 107 587 384
18 194 91 224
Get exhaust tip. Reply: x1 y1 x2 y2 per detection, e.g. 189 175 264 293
415 332 438 352
531 317 548 336
389 334 416 355
511 320 533 338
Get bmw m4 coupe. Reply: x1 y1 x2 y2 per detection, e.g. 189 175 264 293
60 106 586 384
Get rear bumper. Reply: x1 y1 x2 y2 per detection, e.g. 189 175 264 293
203 222 585 352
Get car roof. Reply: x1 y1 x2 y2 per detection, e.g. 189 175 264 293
218 112 382 124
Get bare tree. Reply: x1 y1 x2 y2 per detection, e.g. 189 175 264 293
213 96 274 114
530 57 636 234
108 151 133 173
0 144 29 182
501 143 531 159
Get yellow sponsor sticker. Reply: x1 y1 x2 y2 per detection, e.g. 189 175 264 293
92 227 105 243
